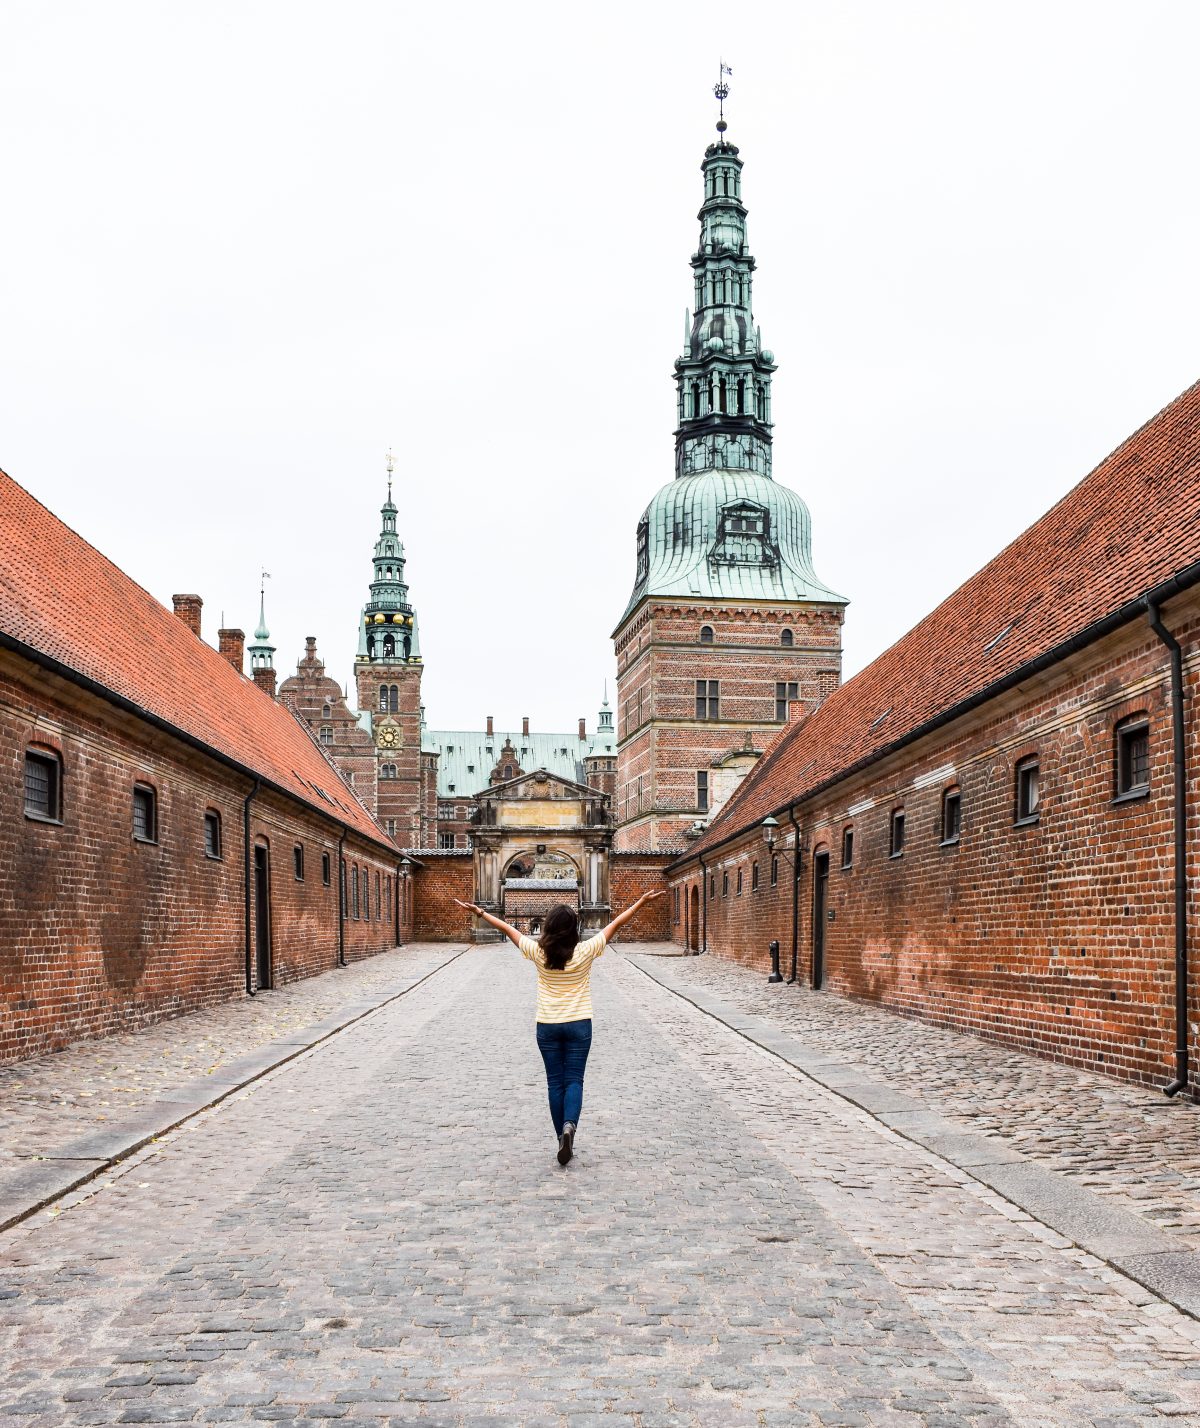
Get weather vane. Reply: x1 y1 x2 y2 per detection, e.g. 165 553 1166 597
260 568 271 598
386 447 395 500
714 60 732 134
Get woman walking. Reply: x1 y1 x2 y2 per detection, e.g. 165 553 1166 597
454 890 665 1165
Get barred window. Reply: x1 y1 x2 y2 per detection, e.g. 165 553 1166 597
133 784 157 843
204 809 222 858
1116 719 1150 798
695 680 719 720
24 749 61 821
438 832 456 849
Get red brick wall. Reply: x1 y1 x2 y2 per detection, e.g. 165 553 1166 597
610 853 673 940
1 652 398 1065
669 604 1200 1092
412 853 474 940
615 600 843 852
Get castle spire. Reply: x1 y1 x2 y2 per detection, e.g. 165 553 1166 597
358 456 420 666
673 73 775 481
247 572 277 696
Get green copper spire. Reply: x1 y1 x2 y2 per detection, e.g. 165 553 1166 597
358 450 421 665
247 577 275 672
674 79 775 480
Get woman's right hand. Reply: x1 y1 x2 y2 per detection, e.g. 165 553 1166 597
454 898 485 915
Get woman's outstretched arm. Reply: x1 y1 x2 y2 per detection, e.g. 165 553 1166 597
599 888 666 945
454 898 524 949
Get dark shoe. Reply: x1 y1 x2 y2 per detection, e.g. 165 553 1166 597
557 1123 575 1166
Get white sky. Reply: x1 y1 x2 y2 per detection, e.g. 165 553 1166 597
3 2 1198 736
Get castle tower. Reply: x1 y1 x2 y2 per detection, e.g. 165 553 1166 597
354 453 428 847
584 689 618 800
613 82 848 852
247 587 277 698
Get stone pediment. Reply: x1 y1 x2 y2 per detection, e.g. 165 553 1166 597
481 767 599 802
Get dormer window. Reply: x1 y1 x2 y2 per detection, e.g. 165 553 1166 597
712 501 773 567
635 518 649 583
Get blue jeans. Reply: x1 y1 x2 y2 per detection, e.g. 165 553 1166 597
535 1019 592 1138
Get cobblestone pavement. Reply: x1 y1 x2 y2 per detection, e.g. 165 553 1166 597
2 945 1199 1426
650 949 1200 1243
0 946 457 1157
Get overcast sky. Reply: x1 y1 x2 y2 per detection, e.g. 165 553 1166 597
3 2 1198 735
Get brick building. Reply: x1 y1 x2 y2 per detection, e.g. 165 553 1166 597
0 472 407 1065
667 380 1200 1096
613 115 846 854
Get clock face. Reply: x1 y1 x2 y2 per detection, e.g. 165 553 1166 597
378 726 399 749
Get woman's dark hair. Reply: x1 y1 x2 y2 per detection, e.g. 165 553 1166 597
539 904 579 970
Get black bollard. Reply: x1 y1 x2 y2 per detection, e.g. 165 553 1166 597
768 938 783 983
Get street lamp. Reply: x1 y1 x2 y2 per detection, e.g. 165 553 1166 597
762 815 780 849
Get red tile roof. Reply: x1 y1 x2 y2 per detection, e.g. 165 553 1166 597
683 379 1200 863
0 469 395 850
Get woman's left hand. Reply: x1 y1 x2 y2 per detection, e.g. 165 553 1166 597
642 889 667 902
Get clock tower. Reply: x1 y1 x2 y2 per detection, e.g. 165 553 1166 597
354 453 429 847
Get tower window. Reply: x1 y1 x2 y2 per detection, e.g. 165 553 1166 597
699 624 714 644
1015 757 1040 824
1115 717 1150 798
322 702 331 718
379 686 389 712
204 809 222 859
383 633 396 658
695 680 719 720
319 725 333 745
736 377 745 413
781 628 794 647
380 763 397 779
697 770 709 813
775 681 799 721
132 783 157 843
24 748 62 822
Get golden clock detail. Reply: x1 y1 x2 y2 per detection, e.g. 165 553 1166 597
377 725 400 749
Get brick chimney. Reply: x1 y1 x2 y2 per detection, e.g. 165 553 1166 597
253 667 277 698
171 594 203 638
218 628 245 674
486 714 494 737
522 716 530 738
578 717 586 740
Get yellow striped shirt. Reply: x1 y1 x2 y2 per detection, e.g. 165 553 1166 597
518 933 607 1023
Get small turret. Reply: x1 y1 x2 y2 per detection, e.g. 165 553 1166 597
247 581 277 697
358 450 421 666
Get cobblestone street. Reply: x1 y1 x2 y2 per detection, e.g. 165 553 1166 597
3 945 1200 1426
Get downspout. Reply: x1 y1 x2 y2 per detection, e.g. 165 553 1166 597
395 862 402 947
243 778 260 995
337 831 347 967
698 854 707 955
788 806 802 984
1147 599 1190 1097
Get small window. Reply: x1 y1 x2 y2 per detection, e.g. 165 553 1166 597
1015 758 1040 824
386 819 396 836
695 679 719 720
751 860 759 891
293 844 304 880
381 763 397 779
375 871 382 919
710 874 716 899
736 868 743 895
722 870 729 896
673 887 680 922
841 826 853 868
132 783 157 843
889 807 905 858
697 770 709 813
24 748 62 822
770 855 778 887
204 809 222 859
942 787 962 844
352 865 360 918
699 624 714 644
364 874 370 920
1116 718 1150 799
439 832 456 849
322 851 331 886
319 725 333 745
322 702 331 718
780 628 794 647
775 681 799 721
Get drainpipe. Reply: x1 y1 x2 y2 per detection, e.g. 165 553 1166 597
698 855 707 955
788 806 802 984
243 778 260 995
1147 600 1190 1097
395 862 402 947
337 831 347 967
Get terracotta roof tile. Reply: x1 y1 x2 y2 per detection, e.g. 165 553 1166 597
0 469 395 850
684 379 1200 861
